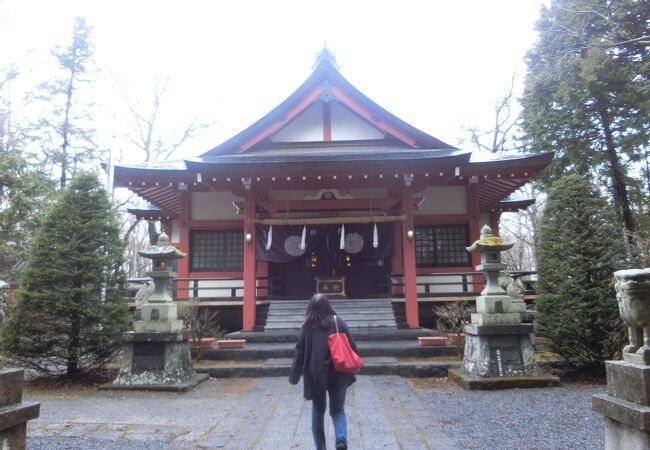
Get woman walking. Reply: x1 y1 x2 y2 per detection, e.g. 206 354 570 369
290 294 358 450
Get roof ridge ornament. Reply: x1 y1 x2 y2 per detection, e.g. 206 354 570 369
313 45 340 70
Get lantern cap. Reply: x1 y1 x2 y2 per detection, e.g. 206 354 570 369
466 225 514 252
138 232 186 260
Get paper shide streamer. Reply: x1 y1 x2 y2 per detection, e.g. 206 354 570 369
373 223 379 248
265 225 273 250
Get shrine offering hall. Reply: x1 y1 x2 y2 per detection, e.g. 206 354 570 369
115 49 551 331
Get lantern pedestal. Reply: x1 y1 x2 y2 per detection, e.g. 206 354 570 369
105 331 208 392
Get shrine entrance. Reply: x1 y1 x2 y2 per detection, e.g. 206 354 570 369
263 223 393 299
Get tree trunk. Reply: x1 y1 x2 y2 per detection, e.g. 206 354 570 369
599 109 635 240
67 310 80 377
60 70 76 188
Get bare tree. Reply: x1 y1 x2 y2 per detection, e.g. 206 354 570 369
459 74 542 271
460 74 519 154
117 78 210 163
501 185 545 272
115 77 211 251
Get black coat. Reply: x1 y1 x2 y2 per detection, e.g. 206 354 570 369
289 315 358 400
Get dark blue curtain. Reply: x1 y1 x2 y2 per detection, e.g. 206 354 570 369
255 223 394 262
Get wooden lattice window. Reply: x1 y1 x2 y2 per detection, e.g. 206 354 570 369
190 230 244 272
414 224 470 267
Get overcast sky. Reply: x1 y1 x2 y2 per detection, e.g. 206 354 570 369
2 0 548 163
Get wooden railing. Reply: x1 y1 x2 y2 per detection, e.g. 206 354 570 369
385 271 536 300
126 276 274 300
126 272 536 301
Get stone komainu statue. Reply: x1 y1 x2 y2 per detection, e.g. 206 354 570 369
614 268 650 360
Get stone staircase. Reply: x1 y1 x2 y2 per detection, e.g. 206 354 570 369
263 297 398 330
192 297 469 379
195 325 465 378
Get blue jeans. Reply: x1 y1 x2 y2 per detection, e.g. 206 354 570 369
311 383 347 450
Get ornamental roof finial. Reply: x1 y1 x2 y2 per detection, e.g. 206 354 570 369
313 44 340 70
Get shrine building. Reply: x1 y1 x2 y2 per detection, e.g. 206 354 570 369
114 49 552 331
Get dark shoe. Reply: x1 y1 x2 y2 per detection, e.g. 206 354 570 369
336 441 347 450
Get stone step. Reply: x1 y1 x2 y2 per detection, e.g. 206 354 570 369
194 358 563 379
264 320 398 330
195 356 463 378
265 313 396 322
198 340 459 360
224 327 438 343
267 299 393 308
267 305 394 312
264 297 397 330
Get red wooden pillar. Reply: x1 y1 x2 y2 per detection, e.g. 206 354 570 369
177 191 191 298
242 194 257 331
401 188 419 328
467 185 482 292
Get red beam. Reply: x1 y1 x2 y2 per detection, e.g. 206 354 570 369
323 101 331 142
254 198 400 213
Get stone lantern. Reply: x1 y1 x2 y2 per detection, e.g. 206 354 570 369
132 232 185 333
108 233 208 391
449 225 558 389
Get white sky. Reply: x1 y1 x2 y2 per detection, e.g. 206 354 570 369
1 0 548 163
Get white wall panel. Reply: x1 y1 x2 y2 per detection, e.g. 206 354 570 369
415 187 467 215
191 192 244 220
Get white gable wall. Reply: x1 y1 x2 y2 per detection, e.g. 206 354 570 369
270 101 385 143
271 102 323 142
330 102 384 141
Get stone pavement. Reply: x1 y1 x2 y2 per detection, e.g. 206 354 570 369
26 376 460 449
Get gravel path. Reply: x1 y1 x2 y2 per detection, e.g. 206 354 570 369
25 375 605 449
409 378 605 450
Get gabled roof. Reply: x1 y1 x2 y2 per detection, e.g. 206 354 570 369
201 48 456 156
113 49 553 217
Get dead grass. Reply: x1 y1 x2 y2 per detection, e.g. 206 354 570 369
24 369 117 394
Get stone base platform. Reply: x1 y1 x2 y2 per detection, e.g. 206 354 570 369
593 393 650 449
100 373 210 392
448 368 560 390
592 360 650 448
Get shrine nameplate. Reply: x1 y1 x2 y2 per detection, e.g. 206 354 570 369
315 276 346 298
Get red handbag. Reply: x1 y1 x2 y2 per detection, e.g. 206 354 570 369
328 315 363 374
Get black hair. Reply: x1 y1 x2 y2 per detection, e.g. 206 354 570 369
303 294 336 330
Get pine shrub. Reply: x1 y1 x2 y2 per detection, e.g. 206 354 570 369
536 175 627 370
1 172 130 377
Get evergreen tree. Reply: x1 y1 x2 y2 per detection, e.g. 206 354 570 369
0 67 55 280
1 172 130 377
520 0 649 238
536 174 627 369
